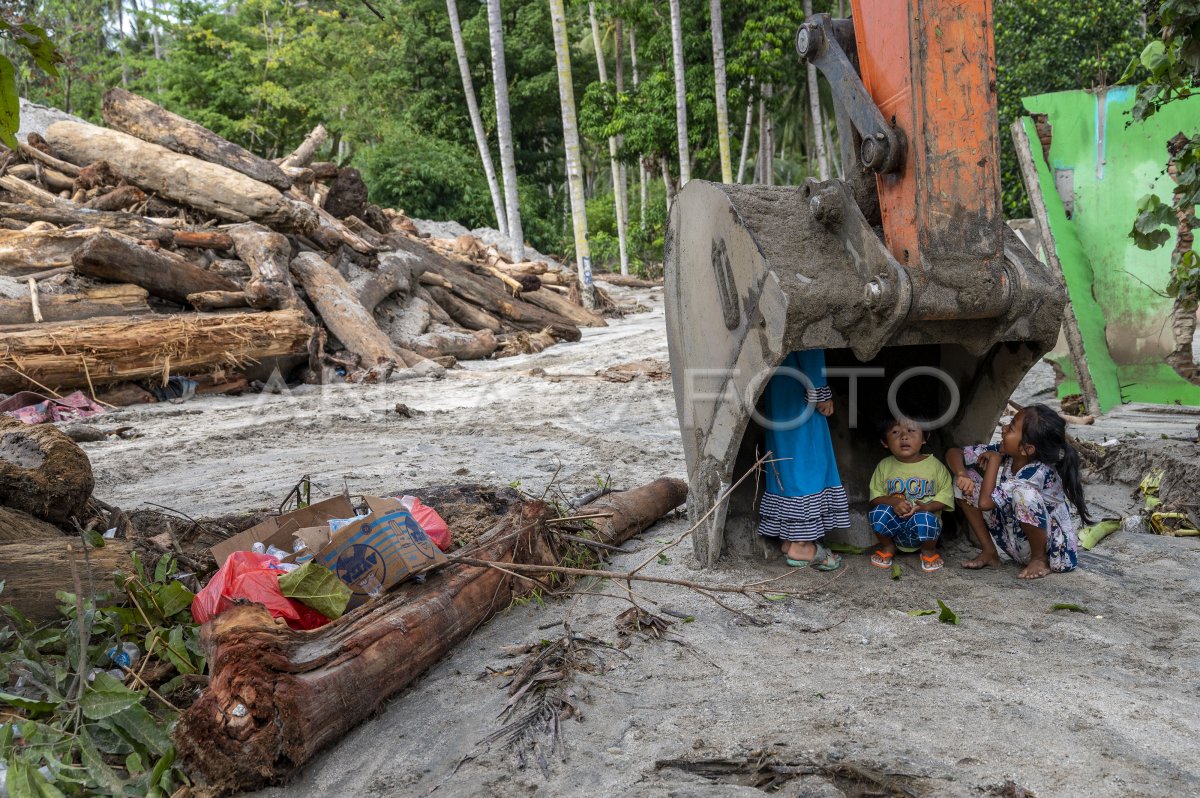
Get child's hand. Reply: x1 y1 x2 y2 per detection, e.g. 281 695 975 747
955 473 975 494
815 400 834 417
894 498 915 517
976 451 1002 471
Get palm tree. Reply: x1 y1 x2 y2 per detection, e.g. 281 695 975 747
803 0 830 180
736 78 755 183
589 2 630 275
710 0 732 183
549 0 596 308
485 0 524 260
630 26 647 228
447 0 507 236
667 0 690 185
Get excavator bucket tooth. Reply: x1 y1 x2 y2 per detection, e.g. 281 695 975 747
665 180 1064 566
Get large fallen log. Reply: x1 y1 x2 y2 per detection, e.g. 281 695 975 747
102 88 292 191
0 539 135 621
0 284 151 324
406 327 497 360
0 309 315 394
521 283 608 328
45 121 318 233
0 227 104 276
0 201 173 245
424 285 503 333
72 230 239 305
290 252 434 373
228 223 300 310
437 257 581 341
0 416 94 524
0 506 62 542
175 477 687 795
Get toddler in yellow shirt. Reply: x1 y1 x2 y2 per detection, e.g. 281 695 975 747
868 416 955 572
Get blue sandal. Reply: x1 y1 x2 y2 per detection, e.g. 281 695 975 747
786 543 843 571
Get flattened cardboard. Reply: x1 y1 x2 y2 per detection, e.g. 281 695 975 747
312 496 447 608
210 495 356 567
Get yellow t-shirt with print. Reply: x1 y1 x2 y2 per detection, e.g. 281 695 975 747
868 454 955 514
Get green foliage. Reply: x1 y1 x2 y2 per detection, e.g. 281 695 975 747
994 0 1143 217
0 12 63 148
0 552 202 796
1125 0 1200 304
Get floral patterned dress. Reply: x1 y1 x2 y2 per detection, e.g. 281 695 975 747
957 444 1079 572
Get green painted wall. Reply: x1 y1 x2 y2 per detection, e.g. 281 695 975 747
1021 88 1200 410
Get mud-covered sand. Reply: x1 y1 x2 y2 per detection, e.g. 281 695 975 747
83 287 1200 797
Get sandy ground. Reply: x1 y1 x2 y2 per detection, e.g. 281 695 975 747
83 286 1200 798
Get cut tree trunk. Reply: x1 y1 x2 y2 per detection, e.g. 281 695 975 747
186 291 251 311
0 201 173 244
289 252 435 373
0 174 59 204
279 124 328 170
520 284 607 328
174 477 686 796
0 284 151 324
594 272 660 288
355 251 424 314
45 121 318 233
0 416 94 524
102 88 292 191
0 506 62 542
173 230 235 250
434 256 581 341
406 327 497 360
425 285 504 333
84 185 147 212
0 539 135 621
72 230 239 306
227 224 300 310
0 309 315 394
9 163 74 193
0 227 107 276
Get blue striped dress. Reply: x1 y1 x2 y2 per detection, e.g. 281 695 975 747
758 349 851 541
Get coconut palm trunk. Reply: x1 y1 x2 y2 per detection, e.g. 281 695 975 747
589 2 630 276
630 27 647 228
549 0 595 308
709 0 732 183
803 0 830 180
486 0 524 259
736 78 755 183
614 17 630 269
667 0 690 185
448 0 508 236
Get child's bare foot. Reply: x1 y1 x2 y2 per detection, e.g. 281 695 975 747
785 541 816 561
961 553 1000 570
1017 559 1051 579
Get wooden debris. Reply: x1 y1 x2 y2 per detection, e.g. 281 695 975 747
72 230 239 305
0 309 315 394
0 416 94 524
0 539 135 621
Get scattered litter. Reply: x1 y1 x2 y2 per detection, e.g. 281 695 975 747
0 390 105 424
231 703 248 718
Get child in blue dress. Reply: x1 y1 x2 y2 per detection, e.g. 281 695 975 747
758 349 848 570
946 404 1091 579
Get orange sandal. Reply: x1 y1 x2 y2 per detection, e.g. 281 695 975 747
920 553 944 572
870 550 894 569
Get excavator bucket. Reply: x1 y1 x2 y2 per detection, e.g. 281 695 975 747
664 1 1066 565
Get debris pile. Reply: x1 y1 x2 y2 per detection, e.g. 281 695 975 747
0 88 607 404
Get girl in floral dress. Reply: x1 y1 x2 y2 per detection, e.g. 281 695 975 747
946 404 1091 579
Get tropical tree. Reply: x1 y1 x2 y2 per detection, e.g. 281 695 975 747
589 1 629 274
447 0 508 235
667 0 689 185
802 0 829 179
485 0 524 259
549 0 596 306
709 0 732 182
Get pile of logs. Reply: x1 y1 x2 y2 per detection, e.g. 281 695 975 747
0 88 606 401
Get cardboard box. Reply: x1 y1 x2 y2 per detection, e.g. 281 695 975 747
210 495 447 608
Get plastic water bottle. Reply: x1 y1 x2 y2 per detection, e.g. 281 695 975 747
106 642 141 670
251 541 267 554
265 545 290 561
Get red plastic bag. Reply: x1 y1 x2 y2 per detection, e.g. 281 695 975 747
402 496 452 551
192 551 329 629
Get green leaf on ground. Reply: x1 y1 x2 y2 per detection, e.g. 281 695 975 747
154 581 194 619
907 609 937 617
0 691 57 715
936 599 959 625
762 594 788 602
1050 603 1090 614
81 672 142 720
278 562 351 619
827 543 866 555
890 564 901 580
